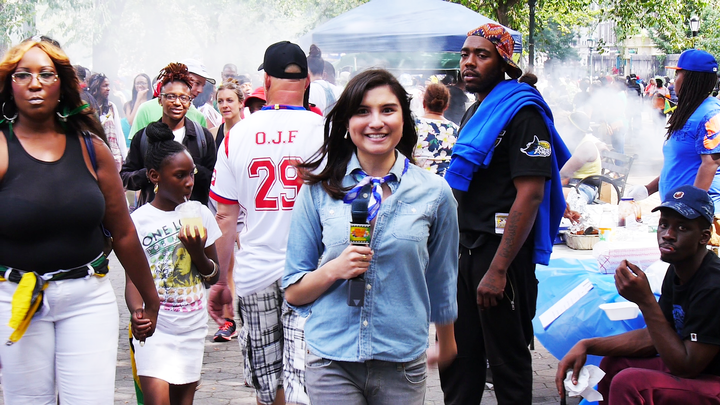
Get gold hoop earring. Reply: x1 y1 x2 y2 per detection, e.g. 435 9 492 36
153 183 159 194
2 102 18 123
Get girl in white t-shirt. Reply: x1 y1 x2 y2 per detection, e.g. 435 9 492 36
126 122 222 404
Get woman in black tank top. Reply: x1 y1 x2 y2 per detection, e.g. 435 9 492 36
0 37 159 403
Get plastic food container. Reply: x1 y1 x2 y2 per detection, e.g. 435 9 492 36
599 302 640 321
565 234 600 250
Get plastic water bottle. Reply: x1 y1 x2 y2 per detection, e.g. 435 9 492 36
599 205 615 242
618 197 640 228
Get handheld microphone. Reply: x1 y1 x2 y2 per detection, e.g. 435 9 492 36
347 184 373 307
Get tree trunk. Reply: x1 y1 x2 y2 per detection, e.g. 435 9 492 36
495 0 522 27
528 0 537 67
496 1 510 26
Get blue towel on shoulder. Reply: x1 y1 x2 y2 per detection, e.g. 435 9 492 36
445 80 570 265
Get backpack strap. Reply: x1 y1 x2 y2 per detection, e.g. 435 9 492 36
140 127 149 162
82 131 98 172
190 119 206 159
321 81 336 109
81 131 113 242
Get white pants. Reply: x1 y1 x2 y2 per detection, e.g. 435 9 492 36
0 275 119 405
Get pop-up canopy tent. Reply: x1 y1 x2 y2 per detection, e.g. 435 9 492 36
298 0 522 55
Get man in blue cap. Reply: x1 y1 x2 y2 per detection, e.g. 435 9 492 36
557 184 720 404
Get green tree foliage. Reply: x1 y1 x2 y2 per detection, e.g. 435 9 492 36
649 3 720 59
537 19 579 62
451 0 719 63
450 0 595 61
0 0 40 52
451 0 523 28
0 0 369 78
599 0 707 42
0 0 98 53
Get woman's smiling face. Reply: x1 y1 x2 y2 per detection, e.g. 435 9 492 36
348 85 404 167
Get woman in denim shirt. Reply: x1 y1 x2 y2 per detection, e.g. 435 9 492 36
283 69 459 404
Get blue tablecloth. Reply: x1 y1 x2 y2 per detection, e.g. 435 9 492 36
532 257 657 405
533 257 650 364
532 257 651 404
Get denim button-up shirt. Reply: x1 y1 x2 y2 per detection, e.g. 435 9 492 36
283 152 458 363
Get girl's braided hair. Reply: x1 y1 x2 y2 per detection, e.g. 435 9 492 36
143 121 187 171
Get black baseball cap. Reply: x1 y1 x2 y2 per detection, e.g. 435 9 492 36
257 41 308 79
652 184 714 224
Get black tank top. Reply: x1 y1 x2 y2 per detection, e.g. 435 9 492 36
0 129 106 274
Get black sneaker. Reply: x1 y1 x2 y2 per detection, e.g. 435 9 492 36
213 319 237 342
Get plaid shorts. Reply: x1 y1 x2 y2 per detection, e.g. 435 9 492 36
282 305 309 405
238 280 284 404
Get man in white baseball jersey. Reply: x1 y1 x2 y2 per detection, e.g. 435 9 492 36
209 41 323 405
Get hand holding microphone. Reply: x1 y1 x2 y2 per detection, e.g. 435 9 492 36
347 183 374 307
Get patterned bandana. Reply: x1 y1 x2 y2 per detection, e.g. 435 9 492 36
468 23 522 79
343 158 409 222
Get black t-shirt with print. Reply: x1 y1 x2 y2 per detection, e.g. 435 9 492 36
658 251 720 376
453 105 553 248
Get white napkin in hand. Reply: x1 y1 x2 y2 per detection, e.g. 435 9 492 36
564 365 605 402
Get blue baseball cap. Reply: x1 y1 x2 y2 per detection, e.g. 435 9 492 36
652 185 714 224
667 49 718 74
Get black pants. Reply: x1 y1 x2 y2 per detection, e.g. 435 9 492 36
439 238 538 405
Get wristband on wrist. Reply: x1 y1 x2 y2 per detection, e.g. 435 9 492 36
203 260 219 281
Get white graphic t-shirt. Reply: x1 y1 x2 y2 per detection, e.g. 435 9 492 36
131 203 222 312
210 108 324 297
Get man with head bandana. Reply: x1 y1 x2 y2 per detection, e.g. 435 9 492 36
441 23 570 404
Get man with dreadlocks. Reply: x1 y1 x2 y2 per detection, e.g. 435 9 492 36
441 24 570 404
627 50 720 245
121 62 217 207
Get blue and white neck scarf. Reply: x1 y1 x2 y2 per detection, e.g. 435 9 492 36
343 158 409 221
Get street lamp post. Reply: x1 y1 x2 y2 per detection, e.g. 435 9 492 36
689 16 700 48
529 0 537 67
587 38 594 79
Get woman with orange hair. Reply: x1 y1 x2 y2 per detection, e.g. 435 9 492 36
0 36 159 403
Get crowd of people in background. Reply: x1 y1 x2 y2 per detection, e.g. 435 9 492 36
1 21 720 405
